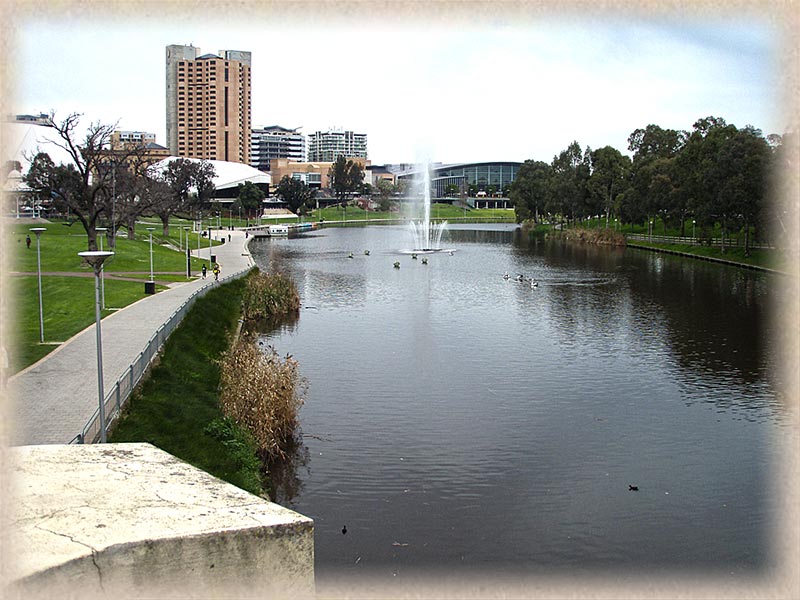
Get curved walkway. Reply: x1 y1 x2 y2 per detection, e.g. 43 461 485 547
7 229 255 446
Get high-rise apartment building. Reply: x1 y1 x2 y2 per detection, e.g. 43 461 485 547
165 44 252 164
251 126 306 171
307 129 367 162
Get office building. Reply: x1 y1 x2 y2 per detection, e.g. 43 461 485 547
307 129 367 162
165 44 252 164
251 126 306 171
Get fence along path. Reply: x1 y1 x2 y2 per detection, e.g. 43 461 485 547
8 229 254 446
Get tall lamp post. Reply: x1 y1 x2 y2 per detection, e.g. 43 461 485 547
147 227 155 282
78 250 114 443
96 227 107 309
184 227 191 278
30 227 46 343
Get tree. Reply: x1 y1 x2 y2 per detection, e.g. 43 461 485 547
548 141 590 226
329 155 364 206
236 181 265 218
23 112 129 251
627 124 687 164
275 176 316 215
152 158 216 235
509 160 551 224
587 146 630 227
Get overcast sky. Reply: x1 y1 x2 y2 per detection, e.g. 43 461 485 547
6 4 790 166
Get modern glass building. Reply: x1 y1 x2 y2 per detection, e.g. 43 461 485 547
397 161 522 199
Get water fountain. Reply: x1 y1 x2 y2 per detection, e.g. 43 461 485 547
406 160 450 253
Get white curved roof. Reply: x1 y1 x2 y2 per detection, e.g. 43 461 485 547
150 157 270 190
2 122 76 171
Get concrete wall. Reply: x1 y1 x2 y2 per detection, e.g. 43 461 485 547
3 443 314 599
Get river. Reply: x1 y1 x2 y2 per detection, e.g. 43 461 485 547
249 223 786 586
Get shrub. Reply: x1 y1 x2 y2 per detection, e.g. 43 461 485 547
218 335 306 461
242 269 300 321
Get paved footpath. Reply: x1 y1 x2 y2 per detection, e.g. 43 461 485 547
8 229 255 446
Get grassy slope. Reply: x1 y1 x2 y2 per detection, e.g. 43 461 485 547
110 276 264 495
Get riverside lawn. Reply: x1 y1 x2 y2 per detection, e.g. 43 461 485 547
110 276 265 496
9 219 214 372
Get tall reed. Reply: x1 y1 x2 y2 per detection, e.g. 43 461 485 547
242 269 301 321
218 335 306 461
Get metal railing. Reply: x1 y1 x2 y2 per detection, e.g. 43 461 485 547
626 233 773 250
70 266 253 444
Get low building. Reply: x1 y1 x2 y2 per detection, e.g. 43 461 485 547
269 157 370 191
307 129 367 162
397 161 521 203
150 156 271 201
251 126 306 171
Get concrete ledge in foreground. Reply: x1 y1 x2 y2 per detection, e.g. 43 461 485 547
3 443 314 599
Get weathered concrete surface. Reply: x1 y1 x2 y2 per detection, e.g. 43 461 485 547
3 443 314 599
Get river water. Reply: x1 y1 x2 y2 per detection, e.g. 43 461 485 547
249 223 786 585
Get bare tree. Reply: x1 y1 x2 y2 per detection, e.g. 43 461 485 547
24 112 154 250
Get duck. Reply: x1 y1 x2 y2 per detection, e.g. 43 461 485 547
503 272 510 280
348 252 354 259
393 261 401 269
411 253 418 260
628 485 639 492
342 525 348 535
364 250 370 256
421 257 428 264
515 274 524 282
530 279 538 288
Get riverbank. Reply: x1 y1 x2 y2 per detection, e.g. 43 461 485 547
110 275 266 496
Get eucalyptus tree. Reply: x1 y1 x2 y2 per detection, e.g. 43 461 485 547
329 155 365 207
275 175 316 215
151 158 216 235
509 160 551 224
587 146 631 227
548 141 590 226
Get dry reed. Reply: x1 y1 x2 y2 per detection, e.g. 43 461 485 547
218 335 306 461
242 270 301 321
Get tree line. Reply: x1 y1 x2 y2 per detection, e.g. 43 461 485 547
509 115 790 254
23 112 224 251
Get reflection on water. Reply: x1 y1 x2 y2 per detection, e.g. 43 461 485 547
248 224 783 582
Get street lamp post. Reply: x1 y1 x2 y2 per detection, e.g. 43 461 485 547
78 250 115 443
147 227 155 283
208 226 212 263
96 227 107 309
184 227 191 278
692 219 696 242
30 227 46 343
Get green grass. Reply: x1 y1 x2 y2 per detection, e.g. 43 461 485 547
11 275 167 372
301 203 514 223
8 218 215 372
625 240 783 271
110 276 265 496
11 221 210 274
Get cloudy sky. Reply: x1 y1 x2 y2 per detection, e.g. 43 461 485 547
6 3 791 166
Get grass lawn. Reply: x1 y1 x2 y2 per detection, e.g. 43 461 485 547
110 276 264 496
625 240 783 271
11 221 210 275
8 218 217 373
11 275 168 372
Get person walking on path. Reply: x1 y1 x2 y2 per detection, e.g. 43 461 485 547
202 264 207 279
213 263 220 281
26 235 31 249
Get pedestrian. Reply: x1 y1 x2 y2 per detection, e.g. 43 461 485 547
213 263 220 281
26 234 31 249
201 264 207 279
228 234 231 242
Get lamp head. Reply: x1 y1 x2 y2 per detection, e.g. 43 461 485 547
78 250 115 271
30 227 46 237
